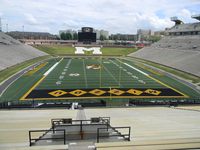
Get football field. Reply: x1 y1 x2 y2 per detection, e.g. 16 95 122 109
19 57 187 100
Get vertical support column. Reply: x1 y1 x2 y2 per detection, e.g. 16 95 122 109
29 131 32 146
64 130 66 145
97 128 99 143
107 120 109 131
128 127 131 141
80 120 84 140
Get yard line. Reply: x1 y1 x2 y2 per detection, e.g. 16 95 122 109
110 59 139 79
43 58 63 76
123 62 149 76
65 58 72 68
82 59 88 88
116 58 149 76
100 60 121 87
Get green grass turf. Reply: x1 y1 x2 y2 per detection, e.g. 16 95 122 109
0 55 51 83
127 57 200 84
37 58 164 90
101 47 138 56
34 45 138 56
127 60 200 99
0 58 58 101
1 57 200 102
33 45 75 55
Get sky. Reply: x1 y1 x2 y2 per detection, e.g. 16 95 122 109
0 0 200 34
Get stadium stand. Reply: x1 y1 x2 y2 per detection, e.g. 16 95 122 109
129 16 200 77
0 32 47 71
7 31 57 40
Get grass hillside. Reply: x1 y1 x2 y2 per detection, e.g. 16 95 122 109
33 45 75 55
34 45 138 56
101 47 138 55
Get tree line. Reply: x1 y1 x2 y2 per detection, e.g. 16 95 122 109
60 32 108 41
60 32 78 40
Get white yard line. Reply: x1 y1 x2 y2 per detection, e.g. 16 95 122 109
65 59 72 68
100 61 120 86
123 62 149 76
43 58 63 76
82 59 88 88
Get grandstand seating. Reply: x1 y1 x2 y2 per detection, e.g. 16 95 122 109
151 35 200 51
0 32 21 45
168 22 200 34
130 19 200 77
129 35 200 77
0 32 47 71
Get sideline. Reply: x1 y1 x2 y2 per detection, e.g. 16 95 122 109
0 57 51 97
20 58 63 100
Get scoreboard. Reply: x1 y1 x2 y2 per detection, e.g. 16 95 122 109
78 27 96 43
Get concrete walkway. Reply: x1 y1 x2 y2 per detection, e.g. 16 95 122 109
68 142 95 150
76 109 87 120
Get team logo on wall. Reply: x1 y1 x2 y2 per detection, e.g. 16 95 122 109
86 64 101 70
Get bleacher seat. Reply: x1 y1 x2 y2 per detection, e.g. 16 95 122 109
129 35 200 76
0 32 47 71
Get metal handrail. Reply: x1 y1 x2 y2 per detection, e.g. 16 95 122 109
51 117 110 132
29 129 66 146
97 126 131 143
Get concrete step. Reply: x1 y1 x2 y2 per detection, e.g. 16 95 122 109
68 142 95 150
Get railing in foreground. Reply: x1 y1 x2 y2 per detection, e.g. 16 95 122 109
97 126 131 143
29 129 66 146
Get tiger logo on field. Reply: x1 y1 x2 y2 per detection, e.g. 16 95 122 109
86 64 101 70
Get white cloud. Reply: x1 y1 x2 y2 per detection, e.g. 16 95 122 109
24 14 38 25
0 0 199 34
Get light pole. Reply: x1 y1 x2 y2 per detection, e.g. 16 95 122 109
22 25 24 39
0 17 2 32
6 24 8 32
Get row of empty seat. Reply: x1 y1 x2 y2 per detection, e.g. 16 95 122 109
0 32 21 45
129 35 200 77
151 35 200 51
0 32 47 71
169 22 200 32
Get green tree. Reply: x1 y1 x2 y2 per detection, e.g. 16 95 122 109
60 32 67 40
73 32 78 40
100 35 104 41
100 34 107 41
65 33 72 40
